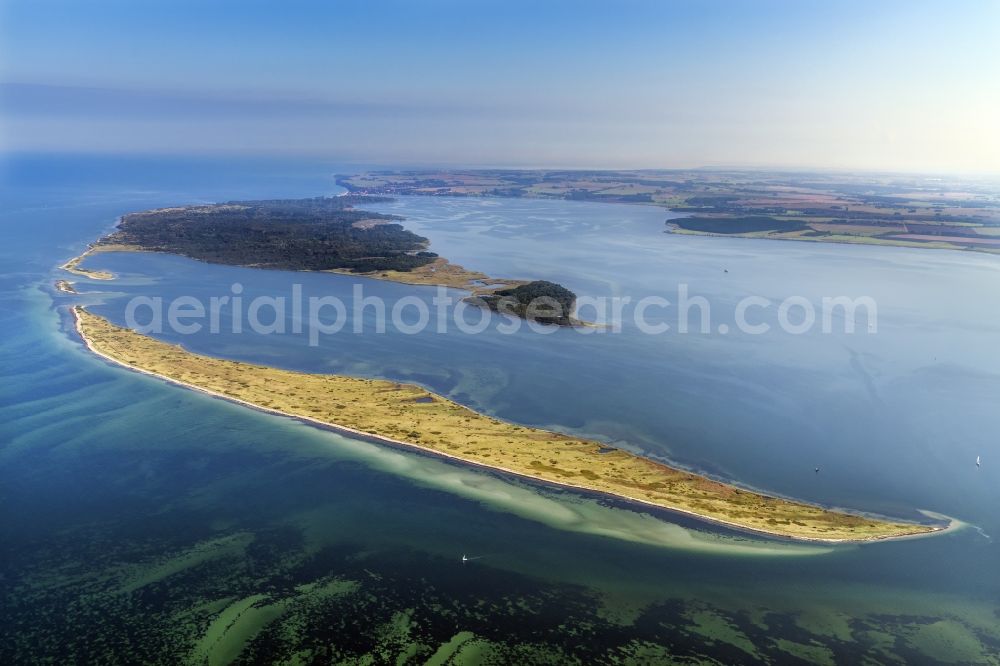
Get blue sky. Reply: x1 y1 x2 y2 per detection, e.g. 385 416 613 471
1 0 998 172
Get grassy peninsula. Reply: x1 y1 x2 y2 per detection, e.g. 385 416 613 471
74 307 940 542
331 256 524 292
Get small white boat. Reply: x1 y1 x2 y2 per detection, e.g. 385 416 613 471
461 554 468 562
976 456 981 467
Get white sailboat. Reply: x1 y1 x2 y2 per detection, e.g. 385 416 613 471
976 455 981 467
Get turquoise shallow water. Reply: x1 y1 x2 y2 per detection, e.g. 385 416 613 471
2 155 999 663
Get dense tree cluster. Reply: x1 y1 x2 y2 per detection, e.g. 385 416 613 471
674 216 808 234
477 280 577 325
101 197 436 272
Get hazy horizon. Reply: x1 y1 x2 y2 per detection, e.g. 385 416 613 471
2 0 998 175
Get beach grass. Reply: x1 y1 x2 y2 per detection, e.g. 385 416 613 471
330 257 525 292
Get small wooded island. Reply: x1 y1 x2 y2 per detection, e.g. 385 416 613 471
72 307 941 542
475 280 578 326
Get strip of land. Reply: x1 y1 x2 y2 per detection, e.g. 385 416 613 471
61 247 118 280
73 307 942 543
328 256 524 292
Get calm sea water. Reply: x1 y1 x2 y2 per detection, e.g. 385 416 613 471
2 155 999 663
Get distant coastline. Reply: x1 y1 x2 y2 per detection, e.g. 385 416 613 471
338 170 1000 255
